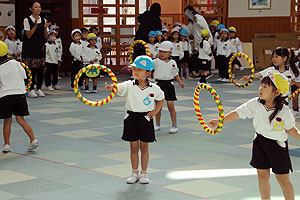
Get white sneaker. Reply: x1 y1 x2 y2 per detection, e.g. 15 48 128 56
79 86 85 90
53 85 61 90
181 76 185 80
169 127 178 134
58 76 62 80
28 90 38 98
186 76 193 79
126 172 139 184
46 86 55 91
36 89 45 97
206 73 213 80
139 173 150 184
292 110 299 116
221 78 229 82
217 78 223 81
28 139 39 151
240 66 245 71
154 124 160 131
2 144 11 153
231 74 235 79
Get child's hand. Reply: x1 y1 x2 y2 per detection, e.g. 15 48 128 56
80 59 84 63
207 119 218 128
150 53 154 57
147 110 157 119
94 58 98 62
179 81 185 88
240 76 250 81
90 60 94 64
105 82 113 91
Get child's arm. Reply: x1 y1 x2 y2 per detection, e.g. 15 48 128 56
147 99 165 119
240 72 262 81
286 127 300 140
174 74 184 88
207 111 239 128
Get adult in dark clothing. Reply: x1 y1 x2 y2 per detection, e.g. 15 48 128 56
22 1 51 98
135 3 162 43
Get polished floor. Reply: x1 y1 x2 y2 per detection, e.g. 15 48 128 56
0 70 300 200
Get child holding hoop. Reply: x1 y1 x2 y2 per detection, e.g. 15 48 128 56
208 71 300 200
105 56 165 184
0 41 39 153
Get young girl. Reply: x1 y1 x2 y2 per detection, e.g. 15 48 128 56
105 56 165 184
0 41 39 153
83 33 102 93
162 28 170 41
155 30 164 44
228 26 244 77
171 28 184 78
179 28 191 79
153 41 185 134
50 24 63 79
147 31 158 59
80 28 89 47
216 28 233 82
208 71 300 200
198 29 212 84
4 26 22 61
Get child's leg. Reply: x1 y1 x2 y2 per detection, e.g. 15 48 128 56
84 78 89 90
155 104 162 125
185 63 191 78
180 66 184 79
45 63 52 87
140 141 149 172
275 173 295 200
130 141 139 170
257 169 271 199
52 64 59 86
167 101 176 126
3 118 12 145
93 78 97 90
292 94 299 111
15 116 36 143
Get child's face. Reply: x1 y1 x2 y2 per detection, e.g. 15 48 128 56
163 32 169 40
272 54 287 67
91 29 98 35
157 35 162 41
131 66 150 80
172 32 179 40
180 35 187 41
73 32 82 42
210 26 216 33
259 83 277 101
204 35 210 40
82 31 88 38
6 29 16 38
48 33 56 38
220 31 228 40
229 32 236 39
89 38 97 46
148 36 155 43
54 29 59 36
158 50 171 60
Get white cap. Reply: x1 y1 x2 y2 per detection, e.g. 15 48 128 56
5 26 15 32
71 29 82 37
158 41 173 52
171 26 181 34
48 29 56 35
50 24 59 30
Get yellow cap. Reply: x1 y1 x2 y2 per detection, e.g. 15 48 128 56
210 20 220 26
201 29 210 37
0 41 8 57
266 71 289 96
87 33 97 40
228 26 237 33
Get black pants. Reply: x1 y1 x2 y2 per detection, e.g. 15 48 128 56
216 55 231 78
189 53 199 73
30 66 44 90
71 60 84 88
45 63 58 87
232 57 242 68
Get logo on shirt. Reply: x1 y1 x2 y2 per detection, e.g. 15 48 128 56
55 48 59 54
143 97 151 106
274 117 283 131
149 93 155 98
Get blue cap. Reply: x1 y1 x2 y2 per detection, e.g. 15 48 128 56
131 56 154 71
155 30 162 35
220 28 229 34
217 24 225 31
148 31 157 37
180 29 189 37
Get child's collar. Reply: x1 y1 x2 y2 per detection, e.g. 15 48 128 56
0 58 9 65
133 78 151 87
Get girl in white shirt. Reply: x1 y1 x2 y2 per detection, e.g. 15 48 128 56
198 29 212 84
208 71 300 200
171 28 184 78
179 29 191 79
4 26 22 61
147 31 158 59
228 26 244 76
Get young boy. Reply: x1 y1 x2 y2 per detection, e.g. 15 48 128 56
0 41 39 153
153 41 185 134
82 33 102 93
228 26 244 74
147 31 158 59
105 56 165 184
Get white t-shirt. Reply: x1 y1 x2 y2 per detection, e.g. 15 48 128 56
55 38 63 61
148 43 158 59
23 15 47 31
229 37 243 54
216 40 233 57
179 41 189 51
45 43 60 64
192 14 213 46
235 97 295 144
171 42 184 59
153 58 179 80
117 80 164 113
4 38 22 60
82 45 102 65
0 60 26 98
198 40 212 60
69 42 84 61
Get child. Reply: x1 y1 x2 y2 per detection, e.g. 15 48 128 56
171 28 184 78
213 24 225 61
208 71 300 200
291 51 300 116
162 28 170 41
209 20 219 38
147 31 158 59
228 26 244 77
45 30 61 91
69 29 84 88
80 28 89 47
4 26 22 61
50 24 63 79
82 33 102 93
198 29 213 84
0 41 39 153
153 41 185 134
216 28 233 82
89 26 102 51
105 56 165 184
155 30 164 44
179 28 191 79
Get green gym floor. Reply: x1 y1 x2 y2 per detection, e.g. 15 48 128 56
0 70 300 200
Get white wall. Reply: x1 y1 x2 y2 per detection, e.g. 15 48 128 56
72 0 78 18
229 0 290 17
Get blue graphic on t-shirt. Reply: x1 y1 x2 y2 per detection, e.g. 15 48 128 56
143 97 151 106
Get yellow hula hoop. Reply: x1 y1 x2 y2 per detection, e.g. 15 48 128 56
194 83 224 135
73 64 118 106
128 40 151 64
19 62 32 92
289 88 300 101
228 53 255 88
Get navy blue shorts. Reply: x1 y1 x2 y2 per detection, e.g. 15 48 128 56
0 94 29 119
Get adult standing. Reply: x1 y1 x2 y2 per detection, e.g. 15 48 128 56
135 3 162 43
22 1 51 98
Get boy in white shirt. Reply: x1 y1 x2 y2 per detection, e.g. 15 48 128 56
147 31 158 59
228 26 244 74
0 41 39 153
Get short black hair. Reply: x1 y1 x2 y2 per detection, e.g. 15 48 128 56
29 1 40 8
89 26 98 32
81 28 89 33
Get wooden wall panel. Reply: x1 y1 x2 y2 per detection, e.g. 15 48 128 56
227 17 291 42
